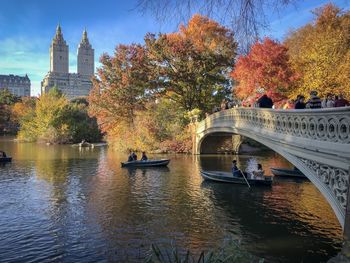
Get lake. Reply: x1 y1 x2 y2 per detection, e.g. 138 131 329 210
0 136 342 262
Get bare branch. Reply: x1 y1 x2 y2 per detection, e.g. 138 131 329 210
136 0 299 52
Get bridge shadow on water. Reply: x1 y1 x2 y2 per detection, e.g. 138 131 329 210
198 153 342 263
200 179 342 262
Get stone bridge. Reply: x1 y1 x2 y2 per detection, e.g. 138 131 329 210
194 107 350 230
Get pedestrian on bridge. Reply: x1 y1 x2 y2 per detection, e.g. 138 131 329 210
257 94 273 108
306 91 322 109
335 94 350 107
295 95 306 109
322 93 335 108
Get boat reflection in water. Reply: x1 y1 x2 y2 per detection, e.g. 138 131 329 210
0 137 343 263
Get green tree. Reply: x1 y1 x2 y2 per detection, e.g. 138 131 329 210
62 99 102 143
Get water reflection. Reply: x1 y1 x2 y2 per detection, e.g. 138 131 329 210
0 137 343 262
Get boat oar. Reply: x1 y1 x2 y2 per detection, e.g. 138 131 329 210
239 169 251 188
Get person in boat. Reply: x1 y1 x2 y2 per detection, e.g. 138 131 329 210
141 152 148 161
131 151 137 161
252 163 264 179
127 152 134 162
0 151 7 158
232 160 242 177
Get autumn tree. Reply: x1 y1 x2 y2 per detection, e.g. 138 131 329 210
88 44 152 135
0 89 21 134
17 89 101 143
145 14 237 113
11 97 36 123
18 88 69 142
231 37 295 102
285 4 350 98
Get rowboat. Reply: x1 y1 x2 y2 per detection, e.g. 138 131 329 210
0 157 12 163
121 159 170 168
200 170 273 186
270 167 306 178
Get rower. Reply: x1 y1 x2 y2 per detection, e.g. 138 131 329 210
0 151 7 158
141 152 148 161
232 160 242 177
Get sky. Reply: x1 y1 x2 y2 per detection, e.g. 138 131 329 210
0 0 349 96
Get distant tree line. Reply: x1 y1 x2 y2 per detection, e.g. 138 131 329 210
88 3 349 153
0 88 102 143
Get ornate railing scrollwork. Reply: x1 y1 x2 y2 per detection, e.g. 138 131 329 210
299 158 349 211
196 107 350 226
197 107 350 144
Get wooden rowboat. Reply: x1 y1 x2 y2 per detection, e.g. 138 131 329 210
200 170 273 186
121 159 170 168
0 157 12 163
270 167 306 178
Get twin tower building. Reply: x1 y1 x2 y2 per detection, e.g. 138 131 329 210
41 25 94 99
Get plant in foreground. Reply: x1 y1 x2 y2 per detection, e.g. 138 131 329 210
145 240 264 263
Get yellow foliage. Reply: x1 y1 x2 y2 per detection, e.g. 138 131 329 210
285 4 350 99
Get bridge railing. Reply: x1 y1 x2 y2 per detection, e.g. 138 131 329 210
196 107 350 228
197 107 350 145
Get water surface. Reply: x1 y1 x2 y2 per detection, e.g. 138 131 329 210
0 137 342 262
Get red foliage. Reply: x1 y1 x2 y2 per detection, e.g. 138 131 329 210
231 37 296 103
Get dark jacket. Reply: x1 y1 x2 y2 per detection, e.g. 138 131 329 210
257 95 273 108
335 98 350 107
295 101 306 109
306 96 322 109
232 165 242 177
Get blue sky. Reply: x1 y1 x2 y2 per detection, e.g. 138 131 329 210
0 0 349 96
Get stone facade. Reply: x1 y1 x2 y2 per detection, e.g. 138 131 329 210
0 74 31 97
41 25 94 99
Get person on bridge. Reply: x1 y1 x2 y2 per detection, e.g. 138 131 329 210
220 99 228 110
283 99 295 109
232 160 242 177
141 152 148 161
306 91 322 109
257 94 273 108
295 95 306 109
321 93 335 108
335 94 350 107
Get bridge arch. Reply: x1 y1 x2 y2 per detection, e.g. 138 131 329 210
195 108 350 229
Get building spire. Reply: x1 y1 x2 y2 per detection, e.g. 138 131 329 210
53 23 64 43
80 28 90 46
56 23 61 34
